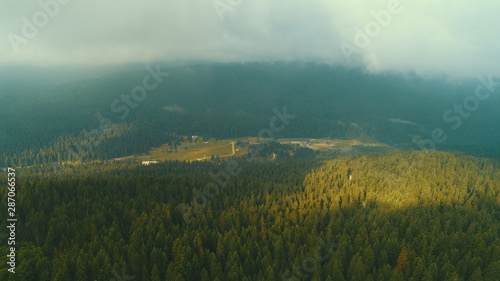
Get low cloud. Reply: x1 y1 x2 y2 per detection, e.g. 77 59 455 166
1 0 499 77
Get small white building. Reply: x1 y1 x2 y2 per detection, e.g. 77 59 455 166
142 160 159 166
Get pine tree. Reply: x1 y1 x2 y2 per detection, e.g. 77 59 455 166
75 256 88 281
396 246 409 273
469 267 483 281
53 261 72 281
151 264 161 281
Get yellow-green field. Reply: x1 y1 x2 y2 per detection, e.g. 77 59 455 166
128 138 249 162
115 136 389 163
277 138 388 151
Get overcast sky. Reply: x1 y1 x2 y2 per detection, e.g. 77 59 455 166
1 0 499 77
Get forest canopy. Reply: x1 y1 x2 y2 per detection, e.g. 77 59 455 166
0 150 498 280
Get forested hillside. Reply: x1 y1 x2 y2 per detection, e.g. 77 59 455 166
1 150 498 280
2 63 499 167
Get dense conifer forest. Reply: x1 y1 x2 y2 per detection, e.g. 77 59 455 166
1 150 498 280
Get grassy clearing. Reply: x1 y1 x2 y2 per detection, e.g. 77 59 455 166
127 136 389 163
136 138 248 162
278 138 388 151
